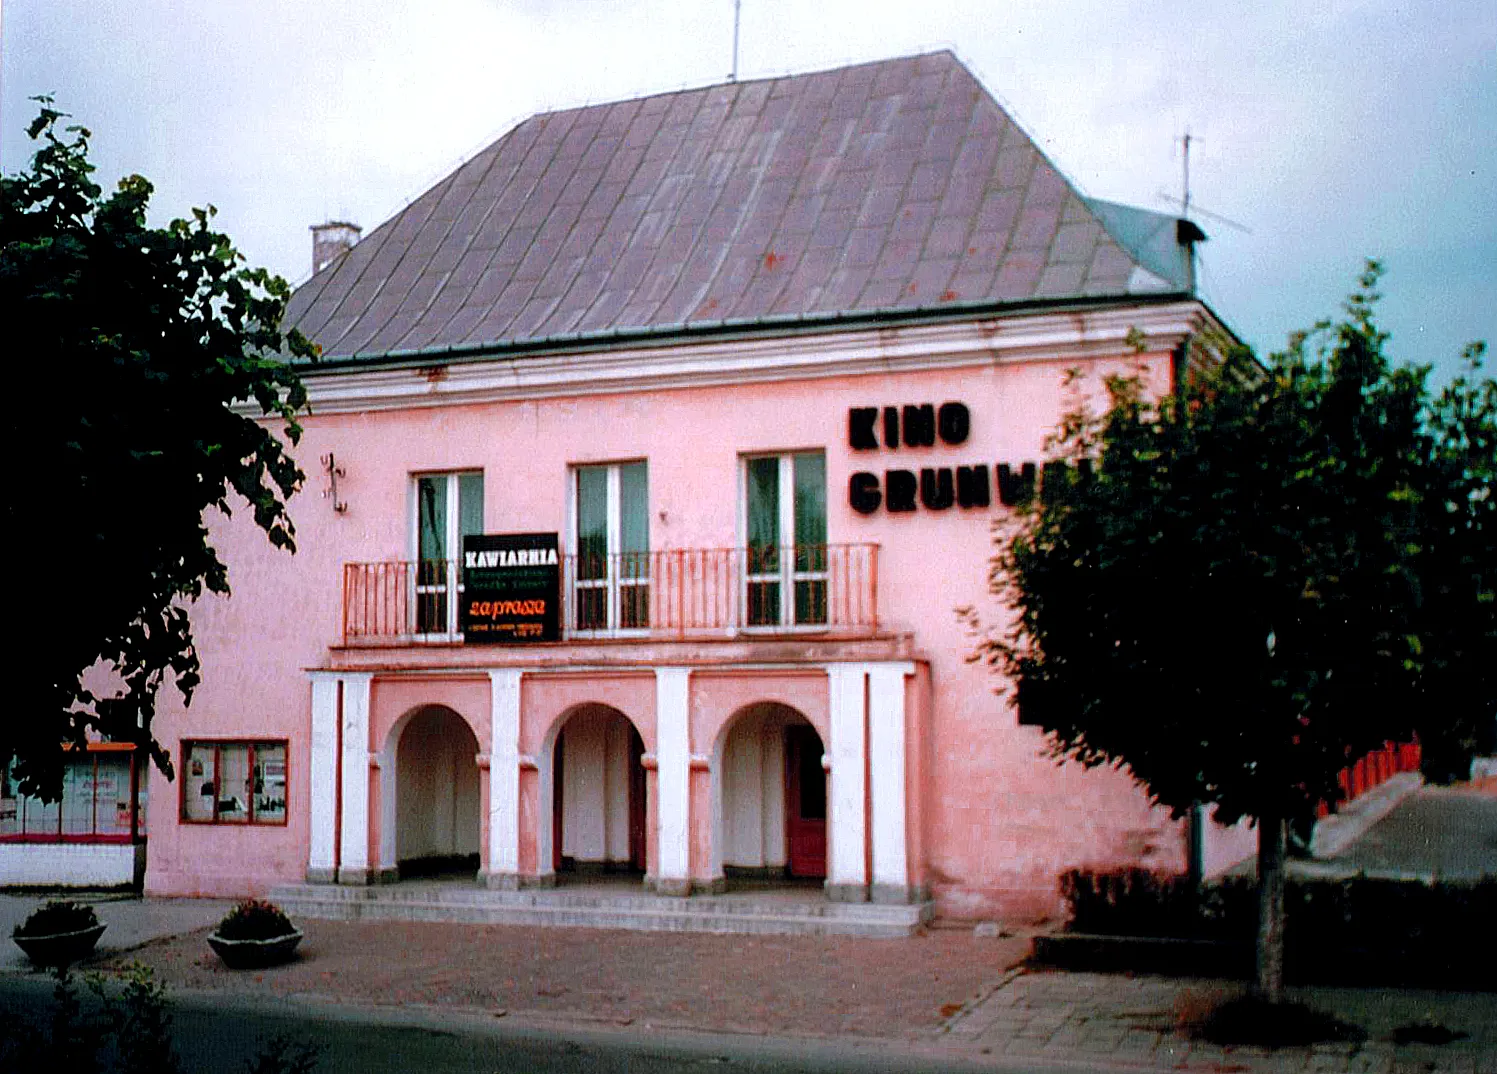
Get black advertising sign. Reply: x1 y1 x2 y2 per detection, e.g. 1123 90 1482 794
462 533 560 643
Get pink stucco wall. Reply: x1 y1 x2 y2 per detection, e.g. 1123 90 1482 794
143 336 1249 916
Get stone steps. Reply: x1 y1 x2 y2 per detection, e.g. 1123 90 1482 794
269 883 931 937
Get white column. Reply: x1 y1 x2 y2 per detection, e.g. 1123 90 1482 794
307 673 341 884
486 669 523 887
826 663 868 901
338 672 373 884
654 667 691 895
869 661 916 903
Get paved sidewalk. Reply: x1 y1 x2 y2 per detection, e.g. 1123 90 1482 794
945 969 1497 1073
4 906 1493 1073
0 892 230 974
3 782 1492 1071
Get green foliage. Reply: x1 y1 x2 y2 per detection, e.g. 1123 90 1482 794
1058 867 1497 988
0 967 103 1073
0 963 320 1072
90 963 181 1074
1058 868 1255 940
977 262 1495 828
0 100 315 800
1409 342 1497 781
14 899 101 937
215 898 297 940
243 1035 323 1074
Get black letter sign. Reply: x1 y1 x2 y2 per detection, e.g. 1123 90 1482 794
848 408 879 449
849 472 882 514
938 402 970 445
920 468 954 510
885 470 918 512
902 404 936 448
956 465 990 508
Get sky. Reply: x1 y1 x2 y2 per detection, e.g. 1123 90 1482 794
3 0 1493 383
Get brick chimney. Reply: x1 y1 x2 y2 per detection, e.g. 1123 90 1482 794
311 221 361 274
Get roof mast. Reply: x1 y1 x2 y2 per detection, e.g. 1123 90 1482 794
730 0 742 82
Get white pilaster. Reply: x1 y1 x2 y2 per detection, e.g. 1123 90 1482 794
654 667 691 894
826 663 868 901
486 669 523 885
338 672 373 884
869 661 916 902
307 673 341 884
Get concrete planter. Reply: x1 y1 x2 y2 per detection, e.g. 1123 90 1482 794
206 930 303 969
12 924 108 968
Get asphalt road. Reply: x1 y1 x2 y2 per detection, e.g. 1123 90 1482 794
0 974 1093 1074
1323 785 1497 879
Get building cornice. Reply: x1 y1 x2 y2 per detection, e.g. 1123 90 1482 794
291 300 1225 416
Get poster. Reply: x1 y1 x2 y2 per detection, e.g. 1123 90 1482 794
461 533 561 643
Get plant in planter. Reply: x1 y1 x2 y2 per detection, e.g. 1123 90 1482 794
207 898 303 969
11 900 107 967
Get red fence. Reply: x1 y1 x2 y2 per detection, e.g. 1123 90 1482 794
342 544 880 644
1316 740 1422 818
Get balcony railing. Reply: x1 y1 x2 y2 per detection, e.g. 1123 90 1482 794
342 544 879 645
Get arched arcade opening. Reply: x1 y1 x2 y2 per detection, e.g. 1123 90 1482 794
393 705 481 878
549 704 646 880
713 702 826 888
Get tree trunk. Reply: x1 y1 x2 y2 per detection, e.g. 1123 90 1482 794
1255 812 1287 1002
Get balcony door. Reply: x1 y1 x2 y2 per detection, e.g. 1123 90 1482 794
572 462 649 633
744 452 827 627
414 472 483 636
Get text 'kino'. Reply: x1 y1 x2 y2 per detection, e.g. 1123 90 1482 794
465 547 560 569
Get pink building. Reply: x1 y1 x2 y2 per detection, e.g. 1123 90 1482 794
142 51 1252 921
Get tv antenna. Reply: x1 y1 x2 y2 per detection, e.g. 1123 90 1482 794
1181 129 1192 220
1157 130 1252 234
730 0 742 82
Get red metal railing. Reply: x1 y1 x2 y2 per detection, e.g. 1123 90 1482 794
342 544 879 644
1315 740 1422 818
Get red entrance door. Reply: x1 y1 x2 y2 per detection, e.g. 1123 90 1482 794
784 724 827 878
627 726 646 871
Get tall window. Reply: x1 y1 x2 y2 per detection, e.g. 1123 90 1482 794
414 472 484 635
744 452 827 627
572 462 649 632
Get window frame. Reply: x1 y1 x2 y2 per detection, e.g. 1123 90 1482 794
739 450 829 630
410 470 484 638
0 744 145 845
568 460 650 636
178 740 289 827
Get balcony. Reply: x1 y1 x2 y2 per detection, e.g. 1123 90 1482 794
341 544 880 646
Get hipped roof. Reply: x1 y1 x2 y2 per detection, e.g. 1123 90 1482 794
287 50 1200 362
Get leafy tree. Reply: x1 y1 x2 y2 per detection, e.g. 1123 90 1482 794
1409 343 1496 781
0 101 313 801
975 264 1494 1000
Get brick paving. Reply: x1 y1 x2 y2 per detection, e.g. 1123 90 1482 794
83 917 1497 1073
92 919 1029 1040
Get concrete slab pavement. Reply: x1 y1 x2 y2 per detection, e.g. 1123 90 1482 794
943 969 1497 1074
1 892 231 973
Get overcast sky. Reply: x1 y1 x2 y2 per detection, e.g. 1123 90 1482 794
3 0 1493 382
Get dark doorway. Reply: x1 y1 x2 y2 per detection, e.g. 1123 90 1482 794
784 723 827 878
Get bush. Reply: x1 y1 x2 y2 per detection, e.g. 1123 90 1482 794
214 899 295 941
1058 868 1497 988
1058 869 1255 940
13 900 101 938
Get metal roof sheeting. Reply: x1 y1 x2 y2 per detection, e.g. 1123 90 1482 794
287 51 1198 361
